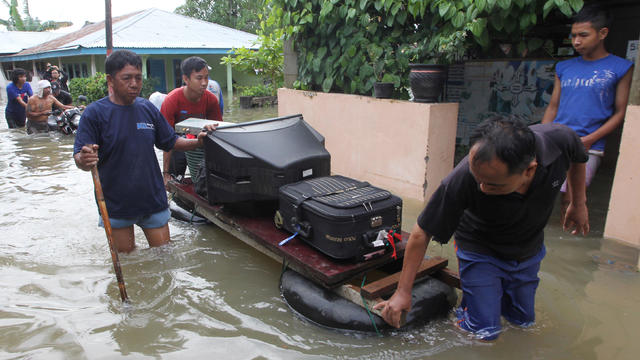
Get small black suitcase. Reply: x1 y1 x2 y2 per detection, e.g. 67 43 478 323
277 175 402 261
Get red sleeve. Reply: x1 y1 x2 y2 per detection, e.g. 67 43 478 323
160 94 177 128
206 91 223 121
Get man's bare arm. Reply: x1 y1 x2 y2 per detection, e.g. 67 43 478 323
52 96 74 110
564 162 589 235
373 224 432 327
16 96 28 108
541 75 562 124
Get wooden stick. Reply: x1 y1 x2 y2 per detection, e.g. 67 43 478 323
431 267 461 289
360 257 448 299
91 166 129 302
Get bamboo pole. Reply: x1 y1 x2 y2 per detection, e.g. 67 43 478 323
91 166 129 302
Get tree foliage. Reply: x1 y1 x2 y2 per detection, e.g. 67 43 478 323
274 0 584 95
1 0 72 31
221 12 284 95
69 73 158 104
175 0 269 34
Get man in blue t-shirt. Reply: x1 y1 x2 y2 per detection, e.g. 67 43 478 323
73 50 216 253
542 4 633 219
5 68 33 128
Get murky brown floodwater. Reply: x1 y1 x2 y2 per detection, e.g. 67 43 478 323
1 98 639 359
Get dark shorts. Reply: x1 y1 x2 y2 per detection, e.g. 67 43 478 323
5 110 26 128
455 245 546 340
26 120 50 135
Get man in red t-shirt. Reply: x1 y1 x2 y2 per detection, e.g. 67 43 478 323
161 56 223 185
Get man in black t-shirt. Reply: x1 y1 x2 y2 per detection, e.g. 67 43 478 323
375 116 589 340
51 81 73 105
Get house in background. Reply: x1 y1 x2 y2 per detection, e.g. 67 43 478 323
0 8 260 101
0 30 67 100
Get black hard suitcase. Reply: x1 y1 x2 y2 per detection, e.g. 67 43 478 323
277 175 403 261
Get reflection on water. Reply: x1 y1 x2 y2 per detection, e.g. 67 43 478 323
1 99 639 359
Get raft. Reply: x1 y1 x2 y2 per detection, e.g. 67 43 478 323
167 179 460 332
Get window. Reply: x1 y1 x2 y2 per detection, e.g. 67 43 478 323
62 63 89 79
173 59 182 89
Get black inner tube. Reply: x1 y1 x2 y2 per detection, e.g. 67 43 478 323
280 268 457 333
169 199 209 224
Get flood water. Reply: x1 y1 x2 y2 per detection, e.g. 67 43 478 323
1 99 639 359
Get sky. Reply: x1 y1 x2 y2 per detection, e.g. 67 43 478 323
3 0 185 31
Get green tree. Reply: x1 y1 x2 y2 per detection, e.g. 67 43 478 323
275 0 585 95
175 0 269 34
69 73 159 104
221 5 285 96
1 0 72 31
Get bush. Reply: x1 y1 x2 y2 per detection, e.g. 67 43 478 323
238 84 274 97
274 0 584 96
69 73 160 104
69 73 108 103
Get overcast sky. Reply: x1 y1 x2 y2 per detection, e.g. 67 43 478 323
3 0 185 31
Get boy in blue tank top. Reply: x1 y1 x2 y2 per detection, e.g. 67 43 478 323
542 4 633 219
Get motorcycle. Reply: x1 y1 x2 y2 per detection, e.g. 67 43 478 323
47 107 83 135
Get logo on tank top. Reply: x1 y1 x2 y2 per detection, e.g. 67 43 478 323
552 180 560 188
137 122 155 130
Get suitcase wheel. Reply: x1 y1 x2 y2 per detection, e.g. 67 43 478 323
274 210 284 229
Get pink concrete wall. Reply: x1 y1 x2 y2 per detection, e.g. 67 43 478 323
604 105 640 249
277 89 459 202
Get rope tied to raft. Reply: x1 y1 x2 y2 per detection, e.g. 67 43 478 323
361 274 382 337
386 229 401 259
189 203 199 224
279 258 289 285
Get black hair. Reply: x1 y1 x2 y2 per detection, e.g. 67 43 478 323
180 56 208 77
11 68 27 84
572 3 612 30
469 115 536 175
105 50 142 77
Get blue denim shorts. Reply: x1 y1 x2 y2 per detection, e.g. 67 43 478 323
98 208 170 229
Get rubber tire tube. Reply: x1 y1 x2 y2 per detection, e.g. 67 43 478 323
280 268 457 333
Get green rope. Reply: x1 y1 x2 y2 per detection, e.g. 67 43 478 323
279 259 289 284
189 203 198 224
361 274 382 337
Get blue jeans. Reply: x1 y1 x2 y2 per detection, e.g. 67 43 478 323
455 246 546 340
5 109 26 128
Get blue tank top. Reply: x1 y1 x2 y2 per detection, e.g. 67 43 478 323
553 54 632 151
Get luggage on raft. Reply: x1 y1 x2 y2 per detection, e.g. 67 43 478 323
203 114 331 205
280 269 457 332
277 175 403 261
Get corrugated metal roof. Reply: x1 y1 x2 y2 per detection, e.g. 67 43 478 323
8 8 259 58
0 31 66 54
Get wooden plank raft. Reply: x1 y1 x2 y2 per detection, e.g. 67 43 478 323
167 180 410 288
167 180 460 320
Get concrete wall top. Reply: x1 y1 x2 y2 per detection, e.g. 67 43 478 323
277 88 458 202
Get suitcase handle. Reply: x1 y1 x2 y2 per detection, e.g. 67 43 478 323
291 217 312 238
